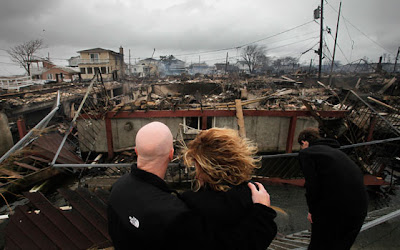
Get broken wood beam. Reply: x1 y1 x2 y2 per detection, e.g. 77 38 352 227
367 96 400 113
13 161 40 171
0 168 23 179
28 155 49 163
317 81 339 98
378 77 396 94
281 75 296 82
235 99 246 138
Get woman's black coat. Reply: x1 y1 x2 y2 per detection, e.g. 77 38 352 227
181 182 277 250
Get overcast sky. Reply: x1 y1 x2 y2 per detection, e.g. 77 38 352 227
0 0 399 76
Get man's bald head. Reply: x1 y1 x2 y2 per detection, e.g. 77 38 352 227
135 122 174 175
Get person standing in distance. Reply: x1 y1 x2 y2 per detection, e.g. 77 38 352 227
297 127 368 250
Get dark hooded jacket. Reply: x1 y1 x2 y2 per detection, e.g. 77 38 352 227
298 138 368 218
108 166 278 250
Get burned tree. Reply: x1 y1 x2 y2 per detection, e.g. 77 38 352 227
241 44 267 74
7 39 44 76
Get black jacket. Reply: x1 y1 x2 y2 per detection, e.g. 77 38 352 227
108 166 277 250
181 183 277 250
298 139 368 218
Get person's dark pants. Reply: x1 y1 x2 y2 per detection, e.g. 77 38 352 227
308 214 366 250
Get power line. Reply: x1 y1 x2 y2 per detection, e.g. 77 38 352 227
236 20 316 48
174 20 315 57
325 1 395 56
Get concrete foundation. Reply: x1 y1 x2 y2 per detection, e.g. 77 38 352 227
77 114 318 153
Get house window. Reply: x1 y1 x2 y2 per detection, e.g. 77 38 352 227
183 117 214 134
80 68 86 74
94 67 100 74
101 67 107 74
47 74 53 80
87 67 93 74
90 53 99 63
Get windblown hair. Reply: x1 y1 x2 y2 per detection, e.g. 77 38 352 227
182 128 260 192
297 127 321 145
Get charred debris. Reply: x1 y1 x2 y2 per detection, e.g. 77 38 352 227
0 72 398 191
0 71 399 248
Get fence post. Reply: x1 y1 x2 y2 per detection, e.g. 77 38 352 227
286 116 298 153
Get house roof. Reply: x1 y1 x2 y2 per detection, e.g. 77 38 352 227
40 66 80 75
77 48 121 55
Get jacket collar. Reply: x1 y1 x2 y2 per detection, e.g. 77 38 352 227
310 138 340 148
130 164 172 193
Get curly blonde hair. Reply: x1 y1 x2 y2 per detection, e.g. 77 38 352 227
182 127 260 192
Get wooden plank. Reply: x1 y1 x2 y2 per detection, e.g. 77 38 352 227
28 155 49 163
58 188 110 240
10 206 57 249
378 77 396 94
14 161 40 171
16 205 77 249
0 168 23 178
23 192 92 249
105 117 114 160
5 218 41 249
367 96 400 113
76 187 108 220
235 99 246 138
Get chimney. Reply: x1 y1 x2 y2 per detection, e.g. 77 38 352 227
119 46 125 78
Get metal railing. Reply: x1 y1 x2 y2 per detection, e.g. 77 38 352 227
0 76 33 90
51 72 112 168
78 59 110 65
0 91 61 163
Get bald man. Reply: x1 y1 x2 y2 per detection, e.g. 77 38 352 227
108 122 275 250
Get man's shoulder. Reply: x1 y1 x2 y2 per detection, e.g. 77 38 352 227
300 144 338 155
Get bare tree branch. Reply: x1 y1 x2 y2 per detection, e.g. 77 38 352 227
241 45 267 74
7 39 44 76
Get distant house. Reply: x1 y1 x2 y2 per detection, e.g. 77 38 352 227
214 63 239 74
132 58 160 77
68 56 80 67
160 55 186 76
42 66 80 82
77 47 125 81
235 61 250 74
188 63 211 75
30 58 80 83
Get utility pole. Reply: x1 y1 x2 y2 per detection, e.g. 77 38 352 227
393 47 400 73
129 49 131 75
225 52 229 74
318 0 324 80
329 1 342 86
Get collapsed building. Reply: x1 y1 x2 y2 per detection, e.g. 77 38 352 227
0 71 399 248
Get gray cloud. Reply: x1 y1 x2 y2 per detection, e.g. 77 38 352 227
1 0 400 75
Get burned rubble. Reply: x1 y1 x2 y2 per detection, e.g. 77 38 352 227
0 72 399 249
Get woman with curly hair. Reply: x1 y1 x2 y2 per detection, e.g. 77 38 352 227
181 127 277 249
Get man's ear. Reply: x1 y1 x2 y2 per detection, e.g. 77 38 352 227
301 140 309 148
169 148 174 161
135 147 138 155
